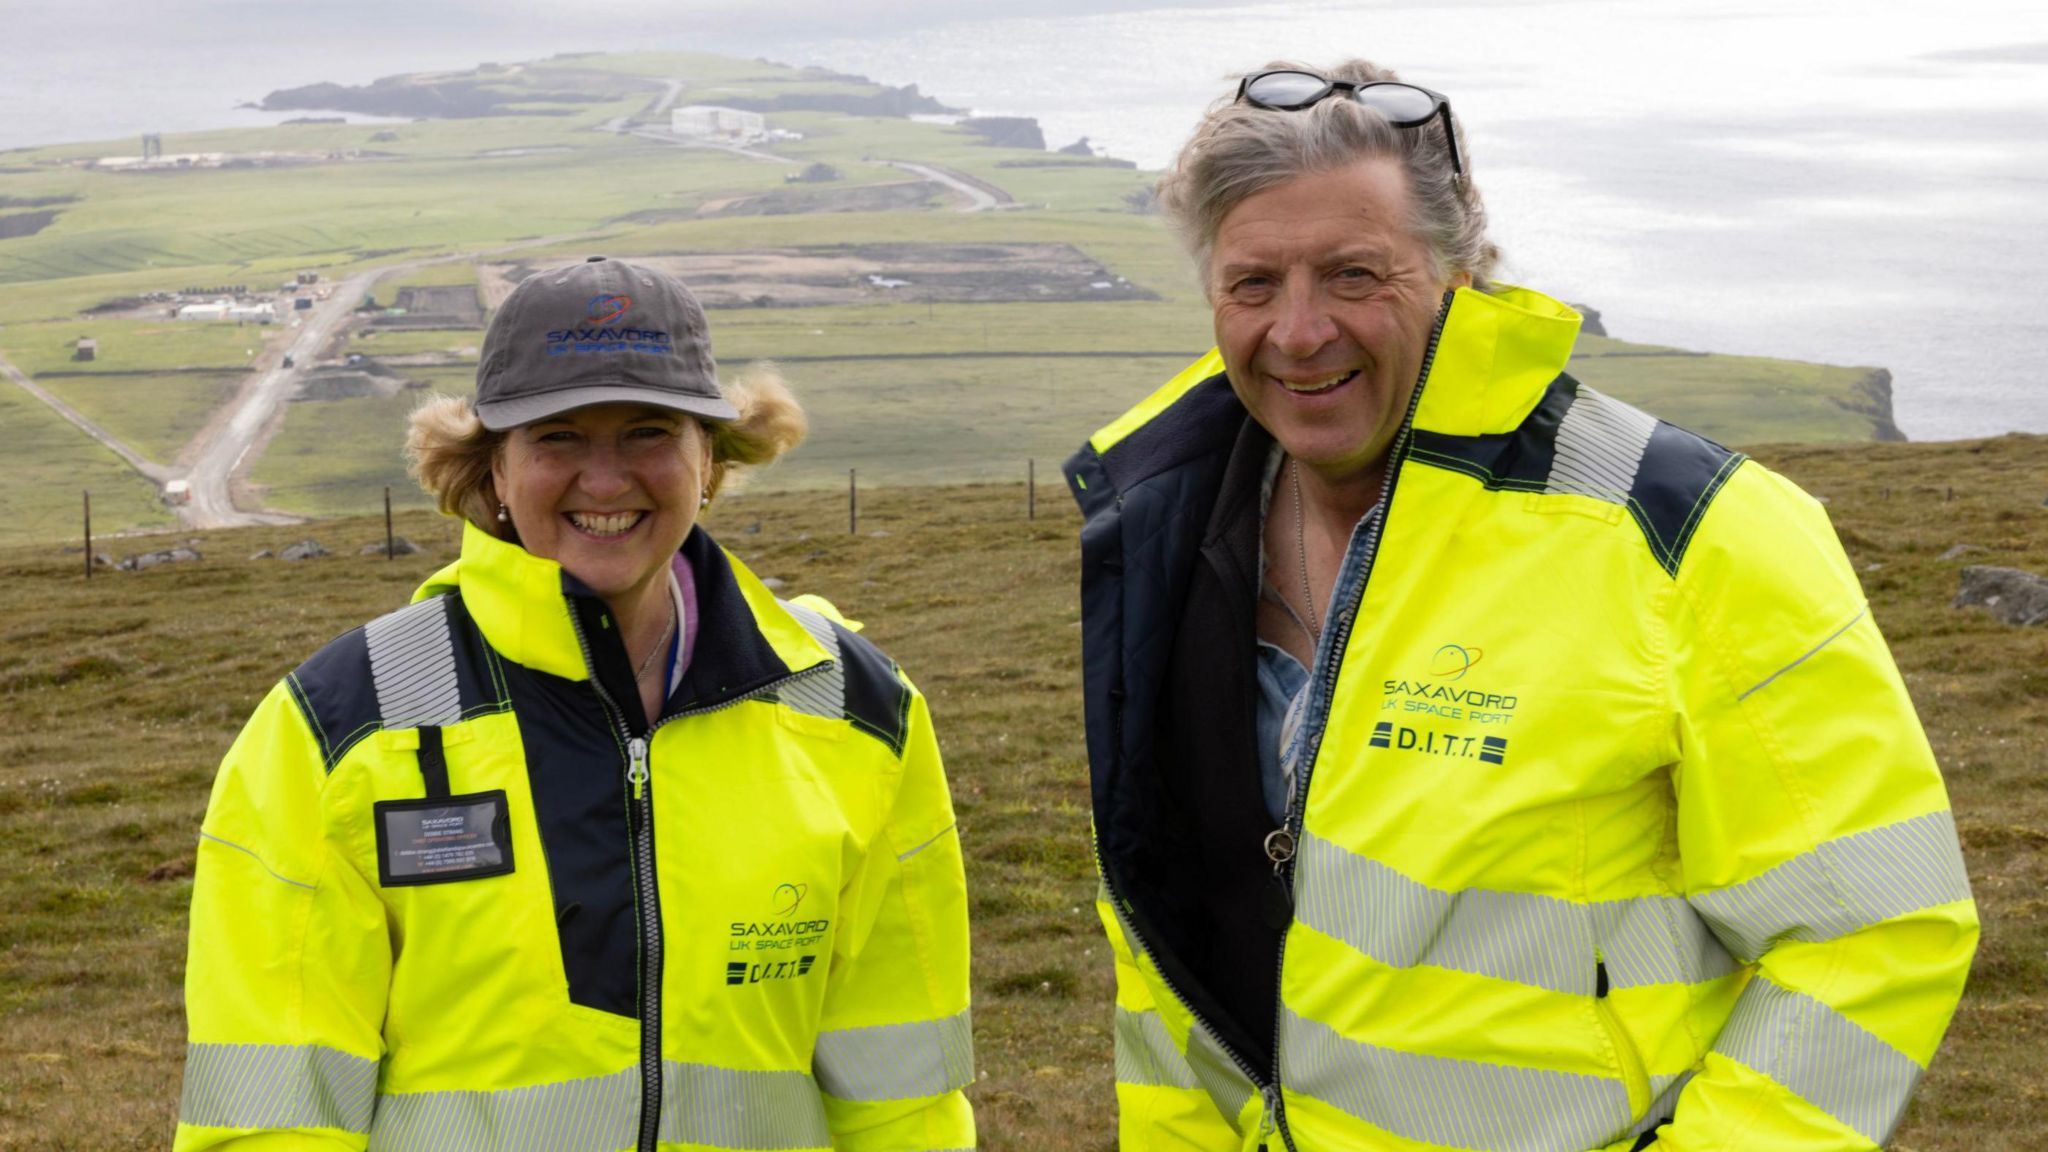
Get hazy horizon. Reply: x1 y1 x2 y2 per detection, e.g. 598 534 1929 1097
3 0 2043 439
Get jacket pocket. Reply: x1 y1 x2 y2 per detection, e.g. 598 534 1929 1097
1592 958 1650 1117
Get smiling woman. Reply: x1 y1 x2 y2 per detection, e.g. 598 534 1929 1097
173 257 976 1152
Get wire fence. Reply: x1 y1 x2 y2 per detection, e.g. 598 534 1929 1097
39 460 1062 575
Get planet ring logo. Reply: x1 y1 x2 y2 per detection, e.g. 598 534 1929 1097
586 294 632 325
772 883 809 917
1430 644 1484 680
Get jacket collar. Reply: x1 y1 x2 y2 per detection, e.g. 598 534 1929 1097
416 522 833 705
1411 283 1582 438
1084 283 1583 490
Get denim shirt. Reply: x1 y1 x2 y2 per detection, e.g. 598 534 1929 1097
1255 449 1386 825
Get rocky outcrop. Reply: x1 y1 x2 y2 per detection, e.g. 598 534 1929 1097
1832 368 1907 442
1954 565 2048 626
961 117 1046 150
119 547 201 571
1569 303 1607 338
720 82 959 118
280 539 329 562
259 78 606 119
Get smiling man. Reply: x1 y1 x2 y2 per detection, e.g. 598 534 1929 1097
1065 60 1975 1152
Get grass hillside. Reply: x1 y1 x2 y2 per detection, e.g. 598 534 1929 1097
1 434 2042 1149
0 50 1900 546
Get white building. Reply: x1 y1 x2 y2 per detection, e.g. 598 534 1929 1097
671 105 767 143
227 302 276 324
177 300 230 321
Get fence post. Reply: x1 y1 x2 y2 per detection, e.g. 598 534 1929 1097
848 469 857 535
385 487 395 559
83 490 92 580
1028 459 1036 521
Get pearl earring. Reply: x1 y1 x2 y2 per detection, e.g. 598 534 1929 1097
496 504 509 523
699 494 711 509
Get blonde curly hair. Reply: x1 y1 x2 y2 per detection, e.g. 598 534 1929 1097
405 361 807 538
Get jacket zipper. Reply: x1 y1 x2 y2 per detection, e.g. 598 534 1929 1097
1091 837 1276 1138
1259 288 1457 1151
567 603 834 1152
1594 957 1652 1116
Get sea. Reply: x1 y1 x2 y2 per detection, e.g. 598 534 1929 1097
4 0 2043 441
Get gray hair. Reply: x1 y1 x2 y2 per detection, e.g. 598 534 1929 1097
1159 58 1500 292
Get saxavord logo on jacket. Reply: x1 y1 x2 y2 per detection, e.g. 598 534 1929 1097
726 956 818 986
1377 647 1520 764
732 883 831 951
727 884 829 986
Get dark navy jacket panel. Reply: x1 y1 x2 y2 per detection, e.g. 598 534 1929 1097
506 660 640 1019
836 624 912 758
286 594 507 773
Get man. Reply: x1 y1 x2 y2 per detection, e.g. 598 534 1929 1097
1066 60 1975 1151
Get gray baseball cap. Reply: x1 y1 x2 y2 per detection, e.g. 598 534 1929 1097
473 255 739 430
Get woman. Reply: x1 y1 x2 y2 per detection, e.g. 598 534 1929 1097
175 257 975 1151
1067 61 1973 1151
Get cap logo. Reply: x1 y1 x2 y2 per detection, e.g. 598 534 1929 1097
587 294 632 325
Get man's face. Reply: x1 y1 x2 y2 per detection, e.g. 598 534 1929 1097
1210 156 1463 480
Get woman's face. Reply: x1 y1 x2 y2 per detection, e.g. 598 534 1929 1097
491 403 712 602
1209 155 1466 482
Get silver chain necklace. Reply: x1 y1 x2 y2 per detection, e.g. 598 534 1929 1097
634 602 677 684
1292 457 1322 643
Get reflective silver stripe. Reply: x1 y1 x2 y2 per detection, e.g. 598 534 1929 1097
1590 893 1739 990
1689 810 1973 963
1713 974 1922 1144
1100 870 1250 1128
776 600 846 720
364 597 462 728
1281 1009 1631 1152
1623 1070 1695 1141
181 1042 377 1134
1739 608 1867 701
1184 1020 1254 1131
659 1060 831 1149
1296 832 1735 994
370 1062 829 1150
1546 386 1658 505
814 1010 974 1102
897 823 957 863
198 831 315 890
1113 1006 1199 1090
369 1066 636 1151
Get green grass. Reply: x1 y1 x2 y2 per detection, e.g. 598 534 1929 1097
1 436 2044 1148
344 328 481 357
0 385 172 545
0 318 274 470
0 47 1916 547
1570 335 1892 444
0 135 784 286
32 373 237 465
0 317 271 377
250 364 478 520
375 261 480 295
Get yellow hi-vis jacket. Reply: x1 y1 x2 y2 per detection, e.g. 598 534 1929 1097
1064 284 1976 1152
176 524 974 1151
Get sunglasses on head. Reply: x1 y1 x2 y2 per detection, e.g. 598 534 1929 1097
1235 69 1464 184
